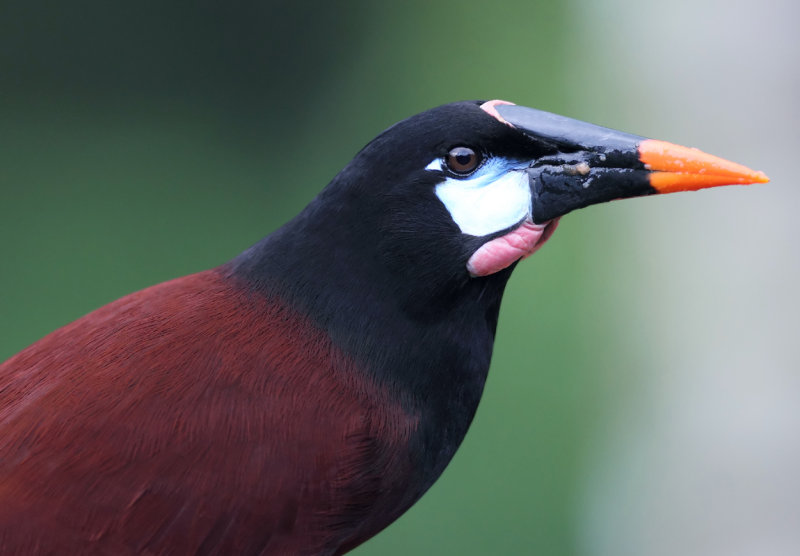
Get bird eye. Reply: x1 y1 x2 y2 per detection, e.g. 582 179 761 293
445 146 482 175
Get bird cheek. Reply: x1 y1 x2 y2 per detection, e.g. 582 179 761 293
435 170 531 237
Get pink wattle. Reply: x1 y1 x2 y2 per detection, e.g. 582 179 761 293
466 220 559 277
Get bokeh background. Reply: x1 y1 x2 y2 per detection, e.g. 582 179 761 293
1 1 797 554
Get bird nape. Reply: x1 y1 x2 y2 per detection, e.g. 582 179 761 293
0 100 767 555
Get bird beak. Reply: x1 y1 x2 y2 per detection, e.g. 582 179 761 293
493 104 770 224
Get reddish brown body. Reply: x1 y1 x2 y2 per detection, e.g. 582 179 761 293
0 269 416 555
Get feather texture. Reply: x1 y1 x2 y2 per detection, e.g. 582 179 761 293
0 269 417 555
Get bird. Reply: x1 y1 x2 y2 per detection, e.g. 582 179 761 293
0 100 768 555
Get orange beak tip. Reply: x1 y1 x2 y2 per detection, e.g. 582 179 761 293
639 139 769 193
753 171 770 184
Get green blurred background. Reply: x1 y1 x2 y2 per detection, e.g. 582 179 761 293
1 1 797 554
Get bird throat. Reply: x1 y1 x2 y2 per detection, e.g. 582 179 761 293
466 219 559 277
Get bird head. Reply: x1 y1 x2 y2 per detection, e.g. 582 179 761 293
316 99 767 287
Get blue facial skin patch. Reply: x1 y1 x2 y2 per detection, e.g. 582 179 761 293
429 157 531 237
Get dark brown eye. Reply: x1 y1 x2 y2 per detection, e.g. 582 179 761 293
445 146 482 175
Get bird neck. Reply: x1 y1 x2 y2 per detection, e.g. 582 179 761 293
228 187 515 487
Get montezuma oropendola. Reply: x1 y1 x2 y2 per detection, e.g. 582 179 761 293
0 100 767 554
